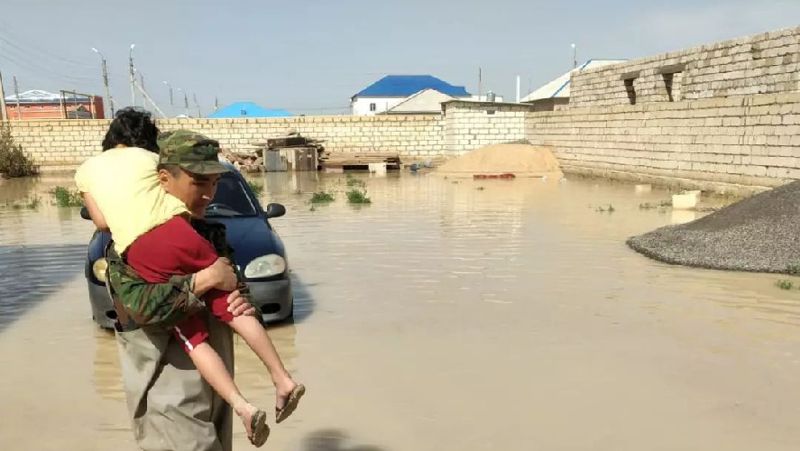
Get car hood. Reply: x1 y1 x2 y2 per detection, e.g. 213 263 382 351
207 216 285 267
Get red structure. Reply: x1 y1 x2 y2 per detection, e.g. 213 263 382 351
4 89 105 120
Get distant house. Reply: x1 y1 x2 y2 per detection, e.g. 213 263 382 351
382 89 455 114
208 101 291 118
4 89 105 120
521 60 625 111
351 75 470 116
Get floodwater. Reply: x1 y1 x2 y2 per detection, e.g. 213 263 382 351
2 172 800 450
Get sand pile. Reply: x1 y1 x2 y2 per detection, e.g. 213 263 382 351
628 180 800 273
435 143 562 177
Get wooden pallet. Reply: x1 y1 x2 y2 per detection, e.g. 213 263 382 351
320 152 401 171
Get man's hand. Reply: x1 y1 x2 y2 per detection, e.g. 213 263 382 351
227 289 257 317
193 257 238 295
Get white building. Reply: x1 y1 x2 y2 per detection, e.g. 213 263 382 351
351 75 471 116
521 60 625 111
381 89 454 114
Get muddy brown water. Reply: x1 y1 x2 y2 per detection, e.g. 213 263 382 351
2 172 800 450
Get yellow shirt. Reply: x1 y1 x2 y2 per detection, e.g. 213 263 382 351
75 147 188 254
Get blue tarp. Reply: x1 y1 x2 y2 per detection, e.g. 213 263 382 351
353 75 470 98
208 102 291 118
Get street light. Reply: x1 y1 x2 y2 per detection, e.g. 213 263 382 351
129 44 136 106
91 47 114 117
571 43 577 69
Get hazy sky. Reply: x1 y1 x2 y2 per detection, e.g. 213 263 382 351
1 0 798 116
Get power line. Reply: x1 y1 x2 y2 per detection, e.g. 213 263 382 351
0 28 95 69
0 46 95 84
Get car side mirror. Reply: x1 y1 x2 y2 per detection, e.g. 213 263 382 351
80 206 92 220
265 203 286 219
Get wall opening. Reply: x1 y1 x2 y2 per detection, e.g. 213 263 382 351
663 73 675 101
658 64 685 102
624 78 636 105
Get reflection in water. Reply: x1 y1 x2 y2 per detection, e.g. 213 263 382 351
291 273 317 322
0 176 39 204
671 209 698 224
0 244 86 331
92 327 125 401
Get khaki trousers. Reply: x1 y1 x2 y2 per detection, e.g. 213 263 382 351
116 314 233 451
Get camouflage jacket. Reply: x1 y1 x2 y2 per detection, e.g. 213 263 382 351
106 218 252 332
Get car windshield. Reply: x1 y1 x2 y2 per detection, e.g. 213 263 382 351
205 172 258 217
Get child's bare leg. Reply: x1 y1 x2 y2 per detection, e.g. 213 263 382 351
187 341 269 445
227 315 301 412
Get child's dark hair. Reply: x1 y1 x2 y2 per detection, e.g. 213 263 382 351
101 107 160 152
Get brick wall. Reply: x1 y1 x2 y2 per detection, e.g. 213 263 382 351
526 92 800 189
442 101 528 154
571 26 800 107
7 114 444 170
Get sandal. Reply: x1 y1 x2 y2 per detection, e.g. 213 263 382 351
276 384 306 423
249 410 270 447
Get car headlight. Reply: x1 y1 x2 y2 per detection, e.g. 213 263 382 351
244 254 286 279
92 258 108 283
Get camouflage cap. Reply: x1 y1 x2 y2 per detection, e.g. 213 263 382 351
157 129 229 174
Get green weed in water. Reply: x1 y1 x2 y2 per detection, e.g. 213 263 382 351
639 200 672 210
2 195 40 210
52 186 83 207
310 191 335 203
776 279 794 290
346 188 371 204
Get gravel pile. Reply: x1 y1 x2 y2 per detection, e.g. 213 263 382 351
627 180 800 273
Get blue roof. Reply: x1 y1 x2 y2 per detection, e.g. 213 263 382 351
208 102 291 118
353 75 470 98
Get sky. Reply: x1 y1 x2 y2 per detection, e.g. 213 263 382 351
1 0 798 116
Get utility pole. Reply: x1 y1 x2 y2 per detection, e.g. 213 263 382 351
214 96 219 111
12 76 21 120
571 43 577 69
102 58 114 116
193 93 201 117
92 48 115 117
129 44 136 106
183 91 189 116
477 67 482 100
163 81 173 106
0 70 7 121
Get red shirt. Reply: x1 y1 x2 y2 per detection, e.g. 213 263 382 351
127 216 234 351
126 216 219 284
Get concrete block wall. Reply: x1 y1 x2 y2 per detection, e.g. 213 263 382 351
7 120 110 171
7 114 444 169
442 101 529 154
571 26 800 108
525 92 800 189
